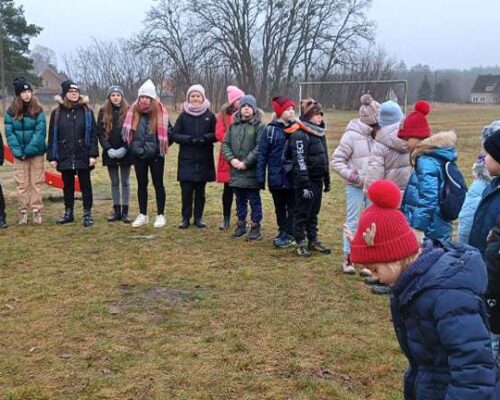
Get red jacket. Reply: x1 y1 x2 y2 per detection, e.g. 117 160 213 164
215 109 234 183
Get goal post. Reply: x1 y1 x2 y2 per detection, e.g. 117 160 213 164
298 79 408 114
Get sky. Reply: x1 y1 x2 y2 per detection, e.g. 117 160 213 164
14 0 500 70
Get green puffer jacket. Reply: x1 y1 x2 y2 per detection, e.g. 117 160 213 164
222 111 264 189
5 108 47 159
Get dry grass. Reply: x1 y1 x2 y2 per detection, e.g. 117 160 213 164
0 103 499 399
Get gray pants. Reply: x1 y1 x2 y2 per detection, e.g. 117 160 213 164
107 164 131 206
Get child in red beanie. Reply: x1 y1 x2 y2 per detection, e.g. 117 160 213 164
398 101 458 241
349 180 498 400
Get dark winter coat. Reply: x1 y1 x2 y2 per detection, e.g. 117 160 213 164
485 214 500 334
172 109 216 182
256 119 293 190
0 132 4 165
96 105 132 167
222 111 264 189
47 95 98 171
401 131 457 241
5 107 47 159
285 117 330 189
391 240 498 400
470 177 500 256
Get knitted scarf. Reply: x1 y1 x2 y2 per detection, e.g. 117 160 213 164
182 99 210 117
121 100 169 156
284 118 326 137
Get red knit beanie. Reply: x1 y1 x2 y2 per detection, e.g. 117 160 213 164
350 180 420 264
398 100 431 139
272 95 295 117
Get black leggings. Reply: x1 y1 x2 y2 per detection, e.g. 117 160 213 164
61 169 93 210
134 156 166 215
222 183 233 219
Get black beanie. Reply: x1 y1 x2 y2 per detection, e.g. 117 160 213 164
13 77 32 97
61 79 80 97
484 130 500 164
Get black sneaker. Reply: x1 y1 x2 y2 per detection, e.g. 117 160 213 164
0 213 7 229
107 205 122 222
232 221 247 238
194 219 207 228
178 219 190 229
364 277 380 285
309 241 331 254
83 210 94 228
248 223 262 241
219 217 231 231
371 284 391 295
296 240 311 257
57 208 74 225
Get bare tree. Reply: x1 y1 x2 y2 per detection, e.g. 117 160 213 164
30 44 57 74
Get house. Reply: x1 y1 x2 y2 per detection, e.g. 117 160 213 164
36 66 66 103
470 75 500 104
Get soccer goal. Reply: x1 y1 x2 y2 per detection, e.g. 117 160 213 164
298 79 408 114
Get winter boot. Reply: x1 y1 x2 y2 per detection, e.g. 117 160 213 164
83 209 94 227
0 212 7 229
371 284 391 295
232 220 247 238
107 205 122 222
248 223 262 241
194 219 207 228
219 216 231 231
296 240 311 258
309 240 331 254
18 210 28 225
121 205 131 224
178 219 190 229
57 208 74 225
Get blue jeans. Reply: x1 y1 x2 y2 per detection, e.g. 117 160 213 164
343 185 368 254
233 188 262 223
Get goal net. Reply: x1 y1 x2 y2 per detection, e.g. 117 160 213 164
298 80 408 114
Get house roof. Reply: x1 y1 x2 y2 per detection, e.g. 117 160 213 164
471 75 500 93
38 66 67 84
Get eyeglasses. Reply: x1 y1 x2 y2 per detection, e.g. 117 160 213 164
67 89 79 94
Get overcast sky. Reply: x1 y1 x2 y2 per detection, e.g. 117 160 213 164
15 0 500 70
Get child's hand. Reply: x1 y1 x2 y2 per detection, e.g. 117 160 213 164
50 161 58 168
230 158 241 169
89 158 97 167
343 224 354 243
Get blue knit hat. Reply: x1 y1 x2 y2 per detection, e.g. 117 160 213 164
239 95 257 112
378 101 404 127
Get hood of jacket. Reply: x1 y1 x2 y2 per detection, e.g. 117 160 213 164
412 130 457 163
375 122 407 153
395 241 486 308
233 108 264 125
54 94 90 109
345 118 373 138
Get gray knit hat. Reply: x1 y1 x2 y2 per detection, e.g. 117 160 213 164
481 120 500 144
107 85 124 98
359 94 381 125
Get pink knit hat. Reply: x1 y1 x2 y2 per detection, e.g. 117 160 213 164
227 85 245 106
186 84 206 102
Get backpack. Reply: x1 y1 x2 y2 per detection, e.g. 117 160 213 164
437 159 468 221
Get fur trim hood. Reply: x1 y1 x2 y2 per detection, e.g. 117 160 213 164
233 108 264 124
55 94 90 109
412 130 457 161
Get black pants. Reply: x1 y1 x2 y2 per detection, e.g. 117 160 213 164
61 169 93 210
180 181 207 221
293 180 323 242
0 182 5 217
134 156 165 215
271 188 295 235
222 183 233 219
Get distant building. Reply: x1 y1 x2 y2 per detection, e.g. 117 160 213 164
470 75 500 104
36 66 67 103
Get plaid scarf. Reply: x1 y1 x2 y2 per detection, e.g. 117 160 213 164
121 100 169 156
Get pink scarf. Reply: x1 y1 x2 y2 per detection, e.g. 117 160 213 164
122 100 169 156
182 99 210 117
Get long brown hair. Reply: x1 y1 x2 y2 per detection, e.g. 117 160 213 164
100 98 129 138
131 99 158 134
11 95 43 120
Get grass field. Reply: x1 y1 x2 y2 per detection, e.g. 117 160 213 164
1 103 499 399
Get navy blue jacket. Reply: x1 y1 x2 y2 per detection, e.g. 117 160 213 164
256 120 293 190
391 240 497 400
470 177 500 256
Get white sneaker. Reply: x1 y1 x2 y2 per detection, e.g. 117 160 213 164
32 210 42 225
154 214 166 228
19 210 28 225
132 214 149 227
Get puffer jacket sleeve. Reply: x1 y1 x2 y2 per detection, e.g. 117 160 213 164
243 123 263 168
47 109 57 162
256 125 271 185
331 133 355 182
457 180 488 243
364 141 386 190
410 158 440 231
434 290 497 400
4 112 24 159
290 131 310 188
24 111 47 157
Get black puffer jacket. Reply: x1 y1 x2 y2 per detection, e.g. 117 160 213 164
47 95 98 171
285 118 330 189
96 105 132 167
172 109 216 182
